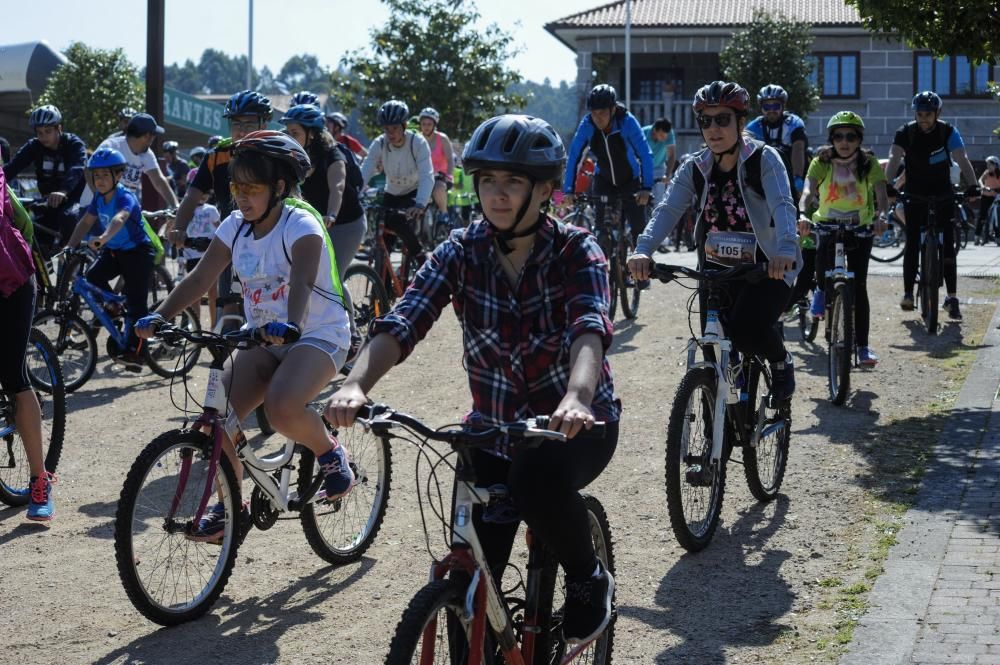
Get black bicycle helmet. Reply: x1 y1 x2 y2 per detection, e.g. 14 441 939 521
912 90 943 112
231 130 311 184
757 84 788 104
290 91 320 107
326 111 348 129
377 100 410 127
693 81 750 115
586 84 618 110
224 90 273 120
463 114 566 183
29 105 62 128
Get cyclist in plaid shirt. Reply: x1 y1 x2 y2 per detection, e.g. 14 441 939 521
326 113 620 647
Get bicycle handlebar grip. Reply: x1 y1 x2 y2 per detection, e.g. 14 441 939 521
533 416 607 438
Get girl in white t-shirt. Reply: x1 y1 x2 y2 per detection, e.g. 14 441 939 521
135 131 353 542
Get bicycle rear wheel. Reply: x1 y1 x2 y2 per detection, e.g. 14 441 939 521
298 420 392 564
828 284 853 404
144 303 202 378
618 231 640 320
343 263 392 374
0 330 66 506
535 494 615 665
148 264 174 309
743 361 790 501
665 367 726 552
114 429 242 625
599 232 618 320
920 236 939 335
870 217 906 262
386 578 473 664
31 308 97 393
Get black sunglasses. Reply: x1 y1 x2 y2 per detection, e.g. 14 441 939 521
696 113 734 129
831 131 861 143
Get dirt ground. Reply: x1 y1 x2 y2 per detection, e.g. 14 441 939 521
1 272 995 665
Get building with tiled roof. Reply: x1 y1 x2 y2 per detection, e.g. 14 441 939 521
546 0 999 161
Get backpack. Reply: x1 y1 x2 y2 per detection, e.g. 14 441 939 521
336 142 364 194
7 186 34 246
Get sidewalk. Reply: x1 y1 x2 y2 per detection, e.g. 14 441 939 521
839 299 1000 664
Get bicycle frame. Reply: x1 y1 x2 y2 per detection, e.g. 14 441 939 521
368 206 412 300
71 275 132 350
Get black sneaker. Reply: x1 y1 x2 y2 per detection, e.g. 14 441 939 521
562 560 615 646
770 353 795 402
944 296 963 320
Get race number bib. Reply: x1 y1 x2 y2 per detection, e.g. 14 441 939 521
705 231 757 267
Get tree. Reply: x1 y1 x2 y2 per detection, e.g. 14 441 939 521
847 0 999 64
277 54 331 95
719 9 820 118
508 79 578 141
39 42 144 148
329 0 525 139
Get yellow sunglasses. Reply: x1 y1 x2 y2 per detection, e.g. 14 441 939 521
229 182 269 197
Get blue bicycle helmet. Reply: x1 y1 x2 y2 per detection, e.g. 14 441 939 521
377 100 410 127
29 105 62 128
912 90 943 112
87 148 128 170
279 104 326 130
463 114 566 182
224 90 273 120
757 84 788 104
290 91 320 107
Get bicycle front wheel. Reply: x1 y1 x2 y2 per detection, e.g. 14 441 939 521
870 217 906 262
665 367 726 552
298 421 392 564
114 429 242 625
386 578 474 664
828 284 853 404
144 303 202 378
618 231 640 320
0 330 66 506
743 361 790 501
920 236 939 335
32 308 97 392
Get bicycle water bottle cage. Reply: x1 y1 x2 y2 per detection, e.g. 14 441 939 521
483 484 520 524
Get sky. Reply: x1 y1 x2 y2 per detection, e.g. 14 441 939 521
3 0 585 86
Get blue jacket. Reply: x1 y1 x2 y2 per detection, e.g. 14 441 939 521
564 105 654 193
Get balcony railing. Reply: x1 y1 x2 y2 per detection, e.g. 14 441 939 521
630 98 699 133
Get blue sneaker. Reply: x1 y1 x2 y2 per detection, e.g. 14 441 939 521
770 353 796 402
26 472 56 521
187 502 228 543
318 442 355 502
859 347 879 367
810 291 825 319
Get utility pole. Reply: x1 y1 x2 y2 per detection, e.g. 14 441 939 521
625 0 632 108
247 0 254 89
146 0 165 129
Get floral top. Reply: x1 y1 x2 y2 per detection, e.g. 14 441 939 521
703 165 750 234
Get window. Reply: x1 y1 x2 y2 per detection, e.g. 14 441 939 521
806 53 859 98
914 53 991 97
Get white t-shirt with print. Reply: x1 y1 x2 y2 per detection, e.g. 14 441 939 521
97 135 159 199
182 203 221 260
214 203 350 350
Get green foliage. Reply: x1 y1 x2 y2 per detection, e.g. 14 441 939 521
719 9 820 118
164 49 253 95
507 79 578 142
276 54 330 96
39 42 144 149
329 0 525 139
847 0 1000 64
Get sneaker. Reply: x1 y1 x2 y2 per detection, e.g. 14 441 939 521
562 560 615 646
116 350 144 373
900 294 915 311
318 441 355 502
858 347 879 367
944 296 963 320
810 290 825 319
187 501 249 544
770 353 796 402
637 279 651 291
26 472 56 521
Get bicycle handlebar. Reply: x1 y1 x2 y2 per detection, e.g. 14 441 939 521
811 220 874 238
896 192 966 205
148 320 300 349
651 262 771 285
142 208 177 220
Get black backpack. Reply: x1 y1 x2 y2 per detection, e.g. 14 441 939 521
335 142 364 194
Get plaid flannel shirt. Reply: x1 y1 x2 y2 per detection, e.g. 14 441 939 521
370 216 620 425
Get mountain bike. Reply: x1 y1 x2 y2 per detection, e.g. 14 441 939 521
32 248 200 391
367 404 615 664
113 323 392 625
0 328 66 506
954 199 974 253
812 218 873 405
583 193 640 321
559 196 596 232
869 205 906 263
652 262 791 552
982 189 1000 246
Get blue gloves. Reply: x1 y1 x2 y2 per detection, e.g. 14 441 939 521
134 313 166 334
263 321 301 343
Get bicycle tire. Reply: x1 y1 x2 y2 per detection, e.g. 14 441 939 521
534 494 616 665
298 422 392 564
343 263 392 374
144 303 202 378
618 230 640 320
31 308 97 392
599 232 618 320
385 578 471 664
870 217 906 263
148 264 175 308
742 361 789 501
828 284 853 404
0 330 66 506
254 405 275 436
665 367 726 552
921 235 939 335
114 429 242 625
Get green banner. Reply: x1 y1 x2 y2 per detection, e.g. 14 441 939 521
163 87 283 136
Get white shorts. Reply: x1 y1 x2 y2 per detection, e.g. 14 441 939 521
263 336 346 373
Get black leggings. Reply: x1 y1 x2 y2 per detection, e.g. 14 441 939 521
86 247 153 351
700 277 790 364
594 177 644 247
815 233 874 347
903 200 956 295
464 420 619 583
977 196 996 235
383 190 424 258
0 278 36 394
788 246 816 306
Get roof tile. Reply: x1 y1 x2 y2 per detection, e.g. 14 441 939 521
547 0 861 29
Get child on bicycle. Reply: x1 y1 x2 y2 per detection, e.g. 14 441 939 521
799 111 889 367
67 148 155 367
627 81 800 401
976 156 1000 245
0 166 54 520
135 130 354 542
325 114 620 646
181 189 220 328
